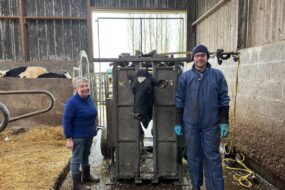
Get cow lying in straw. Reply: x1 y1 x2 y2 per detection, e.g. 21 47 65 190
0 67 71 78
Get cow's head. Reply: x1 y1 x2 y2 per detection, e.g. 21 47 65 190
128 69 168 128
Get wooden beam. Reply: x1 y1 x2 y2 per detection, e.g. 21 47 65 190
24 16 88 20
192 0 229 26
237 0 248 49
19 0 27 61
87 0 94 73
187 0 197 52
0 16 19 20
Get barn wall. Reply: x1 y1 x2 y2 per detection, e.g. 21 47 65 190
246 0 285 47
195 0 238 51
192 0 285 187
0 78 73 127
0 0 20 61
25 0 88 61
208 40 285 188
194 0 285 50
91 0 188 10
0 0 89 65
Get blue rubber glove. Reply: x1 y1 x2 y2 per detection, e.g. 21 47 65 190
220 123 229 138
175 125 183 136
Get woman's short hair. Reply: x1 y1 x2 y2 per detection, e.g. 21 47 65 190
72 76 89 89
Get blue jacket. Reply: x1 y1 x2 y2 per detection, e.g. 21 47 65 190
63 93 97 138
175 63 230 128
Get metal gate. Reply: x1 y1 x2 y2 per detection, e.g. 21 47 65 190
96 51 191 182
111 63 183 182
86 73 109 128
73 50 109 128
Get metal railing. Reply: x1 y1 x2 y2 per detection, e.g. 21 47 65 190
0 90 55 132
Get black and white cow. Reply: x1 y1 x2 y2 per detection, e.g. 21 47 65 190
2 67 48 78
128 69 168 150
37 72 71 78
128 69 169 128
0 67 71 78
129 69 155 129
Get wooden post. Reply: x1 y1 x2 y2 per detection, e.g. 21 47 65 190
187 0 197 52
19 0 27 61
87 0 94 73
237 0 248 49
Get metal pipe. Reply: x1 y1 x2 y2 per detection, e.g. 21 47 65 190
93 57 193 63
97 17 184 20
192 0 229 26
0 90 55 122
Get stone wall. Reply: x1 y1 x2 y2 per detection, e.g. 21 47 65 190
211 40 285 188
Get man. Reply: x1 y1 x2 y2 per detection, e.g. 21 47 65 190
175 44 230 190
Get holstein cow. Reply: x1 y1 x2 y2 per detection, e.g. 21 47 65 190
1 67 71 78
38 72 71 78
128 69 168 153
3 67 47 78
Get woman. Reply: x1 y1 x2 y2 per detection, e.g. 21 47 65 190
63 76 100 190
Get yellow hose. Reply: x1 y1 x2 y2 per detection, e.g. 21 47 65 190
222 55 256 188
223 142 256 188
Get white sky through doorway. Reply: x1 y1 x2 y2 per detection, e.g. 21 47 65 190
92 11 187 73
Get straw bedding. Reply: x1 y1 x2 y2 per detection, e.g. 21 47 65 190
0 126 70 190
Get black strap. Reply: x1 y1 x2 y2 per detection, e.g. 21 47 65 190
175 108 184 125
219 106 229 124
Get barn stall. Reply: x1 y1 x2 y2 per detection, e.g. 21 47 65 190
0 0 89 188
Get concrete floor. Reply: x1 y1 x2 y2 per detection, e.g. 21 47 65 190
60 131 278 190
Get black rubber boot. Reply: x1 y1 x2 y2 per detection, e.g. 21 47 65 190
72 174 90 190
82 166 100 183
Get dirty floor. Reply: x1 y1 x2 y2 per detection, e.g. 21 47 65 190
60 130 278 190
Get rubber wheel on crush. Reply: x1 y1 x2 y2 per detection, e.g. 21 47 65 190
100 127 111 159
0 102 10 132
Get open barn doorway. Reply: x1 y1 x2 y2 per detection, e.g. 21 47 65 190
92 11 187 73
90 11 187 148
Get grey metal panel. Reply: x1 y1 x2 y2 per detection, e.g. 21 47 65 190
118 142 138 178
153 66 179 179
115 68 139 179
156 107 176 141
157 142 177 177
117 69 135 105
106 98 116 147
118 107 137 141
155 68 177 106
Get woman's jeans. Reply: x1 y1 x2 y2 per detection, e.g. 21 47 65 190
71 137 94 174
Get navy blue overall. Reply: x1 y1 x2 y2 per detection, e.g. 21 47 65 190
176 63 230 190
